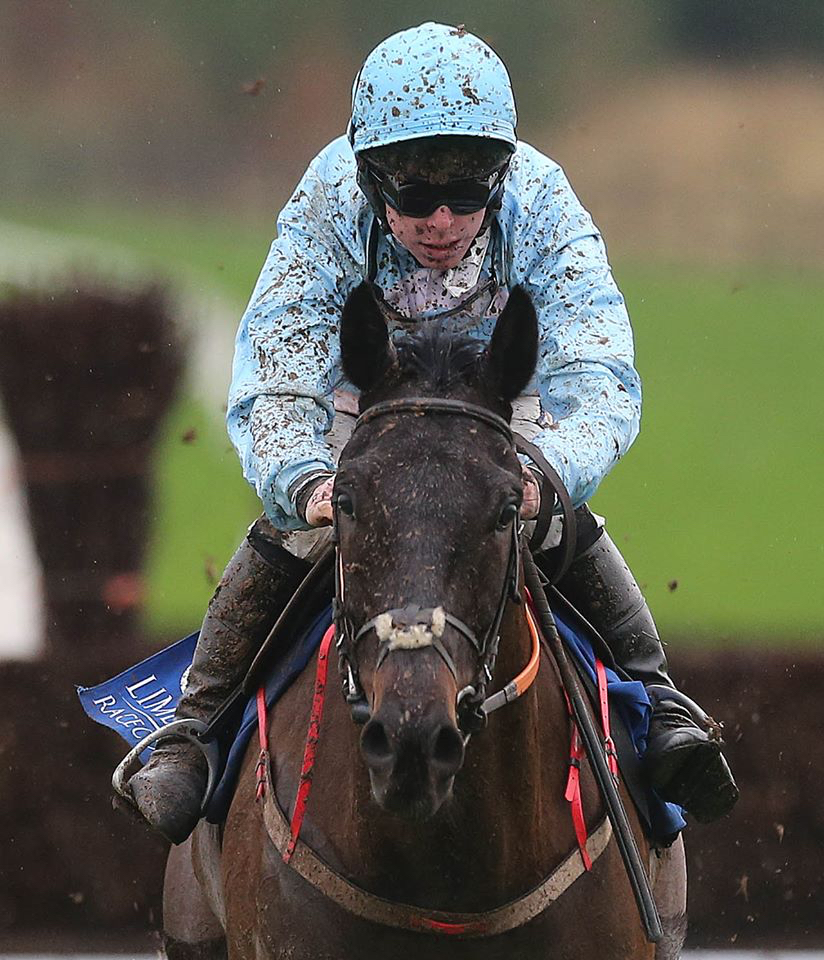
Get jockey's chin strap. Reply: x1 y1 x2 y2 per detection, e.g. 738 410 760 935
332 396 570 737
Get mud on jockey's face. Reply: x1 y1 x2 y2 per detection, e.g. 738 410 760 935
387 202 485 270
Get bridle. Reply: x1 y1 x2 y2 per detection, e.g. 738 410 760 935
332 397 523 736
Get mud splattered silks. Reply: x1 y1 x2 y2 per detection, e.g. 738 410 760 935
228 23 641 531
228 137 640 530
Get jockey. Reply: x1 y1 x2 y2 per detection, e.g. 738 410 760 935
127 22 738 844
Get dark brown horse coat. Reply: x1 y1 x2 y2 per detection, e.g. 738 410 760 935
219 609 653 960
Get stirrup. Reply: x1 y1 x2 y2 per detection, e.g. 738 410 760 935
111 718 221 815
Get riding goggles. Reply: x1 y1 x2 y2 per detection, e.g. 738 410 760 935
364 161 510 219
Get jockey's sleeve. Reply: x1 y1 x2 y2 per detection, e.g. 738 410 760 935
227 142 361 530
511 154 642 507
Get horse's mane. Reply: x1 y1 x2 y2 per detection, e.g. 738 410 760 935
394 324 485 392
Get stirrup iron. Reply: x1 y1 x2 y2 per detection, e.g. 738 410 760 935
111 718 222 815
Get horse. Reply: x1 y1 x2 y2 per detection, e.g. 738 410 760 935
162 282 687 960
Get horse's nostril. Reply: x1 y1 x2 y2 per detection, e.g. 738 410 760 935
431 724 465 773
361 719 393 766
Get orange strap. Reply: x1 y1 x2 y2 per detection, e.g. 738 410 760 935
516 601 542 696
480 596 542 716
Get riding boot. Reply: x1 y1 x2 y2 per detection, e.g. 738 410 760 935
553 512 738 823
127 517 311 844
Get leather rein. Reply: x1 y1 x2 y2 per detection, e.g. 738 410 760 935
332 396 554 736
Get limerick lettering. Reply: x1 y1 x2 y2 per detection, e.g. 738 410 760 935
91 672 179 744
77 630 198 757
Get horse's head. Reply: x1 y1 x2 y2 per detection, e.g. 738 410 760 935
335 282 538 820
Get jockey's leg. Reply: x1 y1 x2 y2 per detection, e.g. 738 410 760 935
127 517 310 844
553 507 739 824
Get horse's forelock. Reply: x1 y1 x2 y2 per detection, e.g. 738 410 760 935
394 324 485 394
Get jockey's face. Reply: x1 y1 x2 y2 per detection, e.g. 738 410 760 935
385 204 486 270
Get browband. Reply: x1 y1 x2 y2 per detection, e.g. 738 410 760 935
355 397 513 445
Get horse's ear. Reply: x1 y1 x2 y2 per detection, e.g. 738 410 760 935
486 285 538 402
340 282 395 391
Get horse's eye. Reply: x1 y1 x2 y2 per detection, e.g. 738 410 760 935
497 502 519 529
336 492 355 518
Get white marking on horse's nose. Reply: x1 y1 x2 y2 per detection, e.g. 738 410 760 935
373 606 447 651
386 623 434 650
374 613 394 642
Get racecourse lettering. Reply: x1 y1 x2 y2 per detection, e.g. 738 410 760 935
92 673 178 743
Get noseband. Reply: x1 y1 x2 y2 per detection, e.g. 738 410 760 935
332 397 523 736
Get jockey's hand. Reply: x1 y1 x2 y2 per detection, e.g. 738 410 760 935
521 466 541 521
304 475 335 526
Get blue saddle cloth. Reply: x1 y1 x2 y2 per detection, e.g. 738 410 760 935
78 602 685 840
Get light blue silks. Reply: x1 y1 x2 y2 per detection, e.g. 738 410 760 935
227 136 641 530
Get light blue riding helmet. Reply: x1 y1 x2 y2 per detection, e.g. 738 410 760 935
349 22 518 153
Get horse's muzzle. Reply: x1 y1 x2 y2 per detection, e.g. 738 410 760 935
360 696 465 820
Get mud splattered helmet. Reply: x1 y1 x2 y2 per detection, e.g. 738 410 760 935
348 23 517 231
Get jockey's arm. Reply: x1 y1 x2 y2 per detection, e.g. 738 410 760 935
227 142 362 531
510 154 642 508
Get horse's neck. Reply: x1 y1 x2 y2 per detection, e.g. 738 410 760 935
301 601 583 910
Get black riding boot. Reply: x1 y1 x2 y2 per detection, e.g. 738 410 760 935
127 517 310 844
554 512 738 823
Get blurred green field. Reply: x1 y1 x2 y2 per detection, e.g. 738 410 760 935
595 263 824 644
4 207 822 645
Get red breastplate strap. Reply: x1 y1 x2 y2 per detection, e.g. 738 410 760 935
253 624 336 861
284 623 335 863
596 658 620 780
564 712 592 870
254 687 269 802
563 655 618 871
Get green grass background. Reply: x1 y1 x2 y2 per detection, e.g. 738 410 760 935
4 207 822 644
